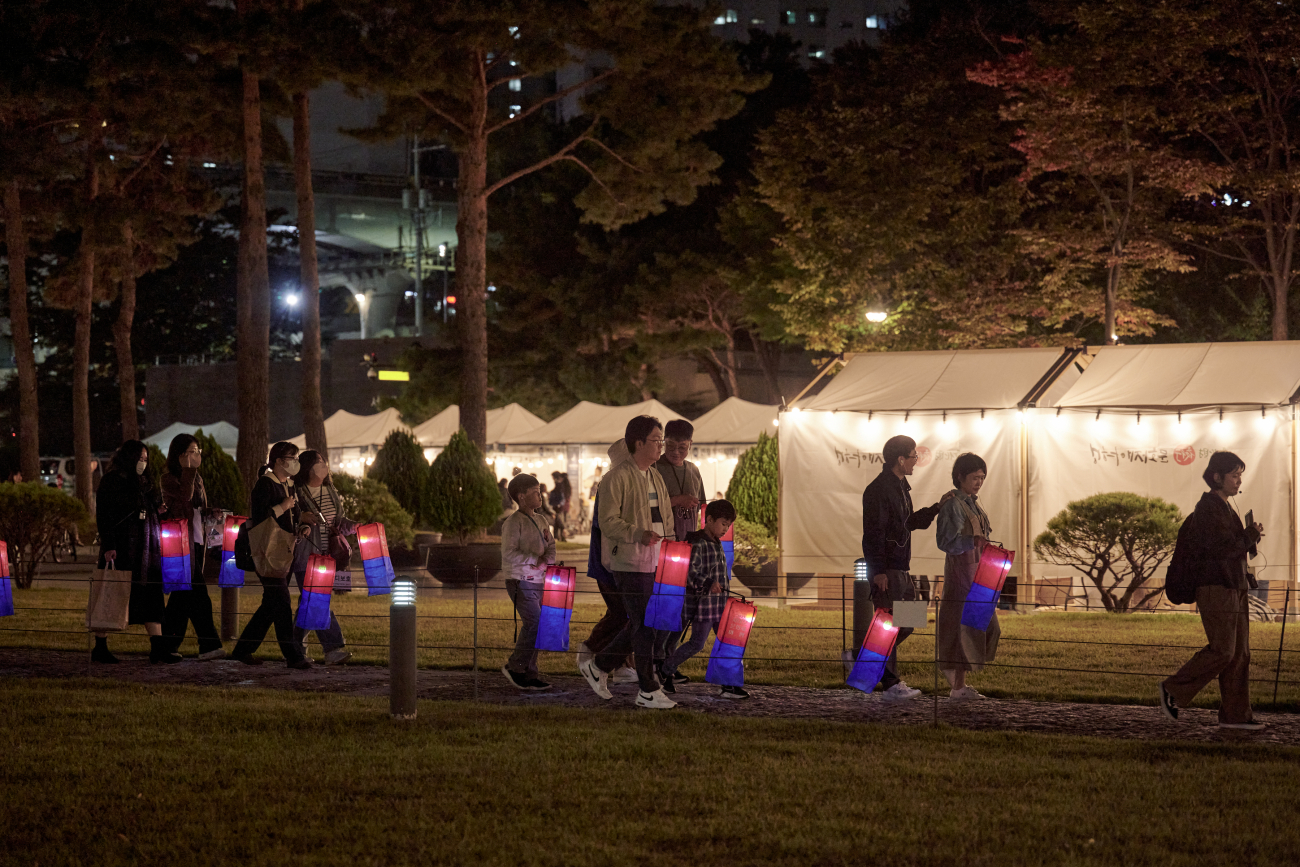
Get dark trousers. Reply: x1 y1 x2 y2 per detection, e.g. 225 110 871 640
161 543 222 654
1164 585 1253 723
233 573 305 663
291 568 346 655
585 575 629 654
872 569 917 690
594 571 664 692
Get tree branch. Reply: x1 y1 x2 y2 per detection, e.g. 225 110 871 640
484 66 618 135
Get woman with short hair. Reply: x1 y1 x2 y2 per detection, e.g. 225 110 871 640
158 434 224 660
290 450 358 665
935 452 999 700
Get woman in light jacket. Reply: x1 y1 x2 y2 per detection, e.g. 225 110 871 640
291 450 358 665
159 434 224 660
500 473 555 691
935 452 1000 700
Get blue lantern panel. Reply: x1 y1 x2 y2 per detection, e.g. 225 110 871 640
0 577 12 617
296 589 332 631
705 637 746 687
161 552 192 594
362 556 394 596
961 582 1000 631
218 554 245 588
847 647 889 693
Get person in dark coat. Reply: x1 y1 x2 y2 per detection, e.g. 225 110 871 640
231 441 312 669
159 434 224 660
291 450 358 665
95 440 175 664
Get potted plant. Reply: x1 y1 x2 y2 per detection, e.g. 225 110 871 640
425 430 503 585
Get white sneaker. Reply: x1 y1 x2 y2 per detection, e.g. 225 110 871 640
635 688 677 709
197 648 226 661
576 642 593 668
611 666 639 684
949 686 985 701
324 650 352 666
579 659 613 700
1218 720 1267 731
881 682 923 701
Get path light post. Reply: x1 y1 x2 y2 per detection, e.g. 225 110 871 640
389 578 417 720
852 558 874 657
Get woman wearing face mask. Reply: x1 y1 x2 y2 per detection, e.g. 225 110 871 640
231 442 313 669
158 434 224 660
94 440 175 664
290 450 357 665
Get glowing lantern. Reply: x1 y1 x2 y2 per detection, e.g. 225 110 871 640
296 554 335 630
535 565 576 651
0 540 12 617
846 608 901 693
159 519 192 593
357 522 394 596
961 544 1015 631
218 515 248 588
644 540 692 631
705 597 756 687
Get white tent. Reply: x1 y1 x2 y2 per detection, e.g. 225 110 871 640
411 403 546 448
1030 341 1300 599
145 421 240 458
780 348 1083 591
690 397 780 499
289 408 411 475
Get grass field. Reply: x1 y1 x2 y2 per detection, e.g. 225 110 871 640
5 585 1300 710
3 678 1299 866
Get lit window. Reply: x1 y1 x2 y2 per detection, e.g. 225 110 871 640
782 9 797 25
509 104 522 117
508 25 520 39
807 8 827 27
865 15 883 28
713 9 738 24
508 78 522 92
751 17 766 24
808 46 825 59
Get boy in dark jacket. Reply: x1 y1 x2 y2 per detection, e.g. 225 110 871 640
659 499 744 698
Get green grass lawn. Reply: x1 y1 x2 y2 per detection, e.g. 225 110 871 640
3 679 1298 866
6 586 1300 710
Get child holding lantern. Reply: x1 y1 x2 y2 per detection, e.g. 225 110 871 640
500 473 556 690
659 499 745 698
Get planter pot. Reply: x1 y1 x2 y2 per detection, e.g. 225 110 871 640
388 544 425 570
426 543 502 585
732 563 814 597
414 531 443 547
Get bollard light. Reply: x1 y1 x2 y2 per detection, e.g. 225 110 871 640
846 608 902 693
535 565 576 651
961 544 1016 631
159 519 192 593
218 515 248 588
706 597 757 687
852 558 874 660
390 578 418 720
0 540 12 617
644 541 692 631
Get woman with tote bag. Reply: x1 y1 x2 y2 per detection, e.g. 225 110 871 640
290 450 358 664
231 442 313 668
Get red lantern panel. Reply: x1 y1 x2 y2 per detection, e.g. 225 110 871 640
654 541 692 589
159 519 189 558
542 565 575 610
357 522 389 561
304 554 336 594
718 598 756 647
223 515 248 553
973 544 1016 591
0 540 9 578
862 608 900 658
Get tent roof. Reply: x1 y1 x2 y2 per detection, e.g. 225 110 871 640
289 408 409 449
411 403 547 447
800 348 1075 412
499 399 687 445
1057 341 1300 409
691 397 779 444
145 421 239 453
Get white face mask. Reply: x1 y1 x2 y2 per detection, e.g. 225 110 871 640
136 460 147 476
282 459 301 476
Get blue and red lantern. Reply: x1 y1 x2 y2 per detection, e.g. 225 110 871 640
0 540 12 617
644 540 691 631
961 544 1015 631
847 608 901 693
535 565 576 652
296 554 335 630
159 519 191 594
218 515 248 588
357 523 394 596
706 597 756 687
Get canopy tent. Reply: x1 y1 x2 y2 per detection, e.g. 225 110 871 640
1029 341 1300 600
689 397 780 500
411 403 546 448
780 348 1083 590
288 408 411 475
145 421 240 458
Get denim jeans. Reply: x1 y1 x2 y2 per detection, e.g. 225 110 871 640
662 617 718 677
505 579 542 677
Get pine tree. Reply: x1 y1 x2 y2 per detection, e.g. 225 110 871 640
426 430 501 545
726 431 777 537
368 430 430 525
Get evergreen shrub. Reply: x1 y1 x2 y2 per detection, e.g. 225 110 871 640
426 430 501 545
368 430 430 525
726 431 778 537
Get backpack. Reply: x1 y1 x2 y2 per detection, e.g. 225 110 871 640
1164 511 1199 605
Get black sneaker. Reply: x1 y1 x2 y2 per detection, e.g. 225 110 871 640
287 658 312 670
233 654 263 666
672 672 689 684
1157 683 1179 722
660 675 676 694
523 677 552 691
501 665 530 690
91 646 119 664
720 685 749 700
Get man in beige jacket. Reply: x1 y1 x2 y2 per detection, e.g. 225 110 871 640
579 416 678 709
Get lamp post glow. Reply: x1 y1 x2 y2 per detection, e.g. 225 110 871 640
865 310 888 323
852 558 874 659
390 578 417 720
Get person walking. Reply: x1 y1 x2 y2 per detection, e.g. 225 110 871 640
158 434 225 660
231 442 312 669
291 450 357 665
500 473 556 690
548 471 570 542
935 453 999 700
1158 451 1266 730
655 419 705 542
860 435 950 700
578 416 677 709
95 440 176 664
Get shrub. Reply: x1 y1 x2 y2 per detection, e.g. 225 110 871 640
426 430 501 545
332 474 415 549
367 430 429 525
1033 492 1182 613
731 517 780 571
193 430 248 514
0 482 91 588
726 431 778 537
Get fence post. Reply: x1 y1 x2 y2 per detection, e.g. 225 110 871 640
1275 587 1290 704
220 587 239 640
389 578 417 720
473 565 479 701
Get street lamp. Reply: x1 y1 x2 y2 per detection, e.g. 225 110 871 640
285 293 299 307
865 310 887 323
355 292 369 339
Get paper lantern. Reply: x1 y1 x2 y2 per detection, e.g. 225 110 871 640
705 597 756 687
0 540 12 617
961 544 1015 631
644 540 691 631
357 522 394 596
846 608 901 693
159 519 192 594
218 515 249 588
296 554 335 630
535 565 576 651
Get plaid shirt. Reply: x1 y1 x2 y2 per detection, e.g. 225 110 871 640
682 530 730 625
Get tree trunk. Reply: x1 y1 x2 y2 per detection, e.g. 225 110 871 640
73 158 99 513
456 58 490 452
236 61 271 491
3 181 40 483
114 222 139 441
695 349 733 404
1105 248 1120 345
752 336 783 405
294 90 327 455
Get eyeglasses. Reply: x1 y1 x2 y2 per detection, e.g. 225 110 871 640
646 438 665 445
905 453 919 460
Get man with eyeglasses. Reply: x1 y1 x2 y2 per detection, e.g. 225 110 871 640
861 434 951 700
